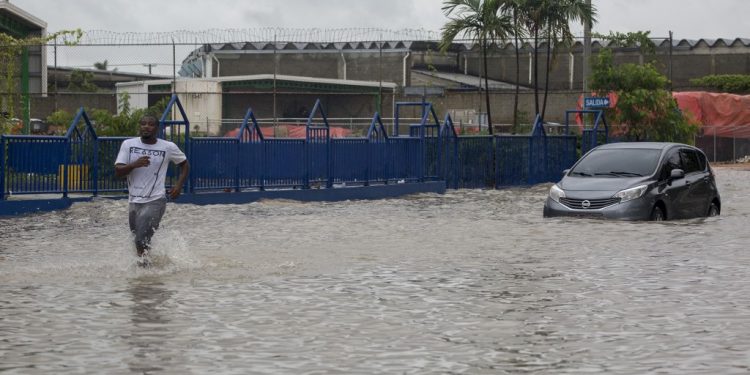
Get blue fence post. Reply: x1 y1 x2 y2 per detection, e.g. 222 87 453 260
494 137 500 189
0 136 4 200
303 140 310 189
260 140 266 191
187 137 194 194
63 139 70 198
365 136 371 186
453 135 459 189
188 148 195 194
234 139 240 192
93 138 99 196
326 136 333 189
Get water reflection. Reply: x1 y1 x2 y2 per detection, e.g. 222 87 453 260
127 277 174 374
0 169 748 373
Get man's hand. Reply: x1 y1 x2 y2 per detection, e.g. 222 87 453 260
168 186 183 200
115 156 150 177
169 160 190 200
132 156 150 168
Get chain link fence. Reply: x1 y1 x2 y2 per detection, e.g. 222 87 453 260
2 31 749 149
695 126 750 163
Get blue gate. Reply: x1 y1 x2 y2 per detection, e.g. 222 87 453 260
565 109 608 154
306 99 330 188
2 95 584 201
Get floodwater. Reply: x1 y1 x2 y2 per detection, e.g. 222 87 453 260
1 168 749 374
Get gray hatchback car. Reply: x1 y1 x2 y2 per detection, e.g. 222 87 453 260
543 142 721 221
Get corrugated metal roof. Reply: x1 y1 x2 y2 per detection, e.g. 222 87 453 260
116 74 398 90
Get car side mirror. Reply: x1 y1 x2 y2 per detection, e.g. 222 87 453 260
562 169 570 176
670 169 685 180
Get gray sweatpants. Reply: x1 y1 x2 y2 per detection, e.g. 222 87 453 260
128 198 167 249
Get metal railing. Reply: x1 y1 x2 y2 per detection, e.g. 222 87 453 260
694 125 750 163
1 96 580 200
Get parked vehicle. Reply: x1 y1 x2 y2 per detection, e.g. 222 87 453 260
543 142 721 221
29 118 47 134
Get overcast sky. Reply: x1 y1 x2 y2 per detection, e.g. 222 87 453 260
9 0 750 40
7 0 748 76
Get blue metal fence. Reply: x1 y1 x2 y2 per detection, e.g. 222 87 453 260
1 95 580 200
565 109 608 154
495 135 531 187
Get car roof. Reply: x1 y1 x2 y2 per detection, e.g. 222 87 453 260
595 142 689 151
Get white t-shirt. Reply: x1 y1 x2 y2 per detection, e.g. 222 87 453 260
115 138 187 203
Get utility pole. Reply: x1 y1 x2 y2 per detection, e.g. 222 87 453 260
273 33 277 130
143 63 156 75
669 30 673 93
171 37 176 95
378 34 383 114
582 0 591 93
53 36 58 111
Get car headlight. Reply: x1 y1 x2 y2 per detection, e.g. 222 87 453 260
549 184 565 203
613 184 648 203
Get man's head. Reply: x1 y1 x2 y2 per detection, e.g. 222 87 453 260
138 114 159 142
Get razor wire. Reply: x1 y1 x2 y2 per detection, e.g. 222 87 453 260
70 28 443 45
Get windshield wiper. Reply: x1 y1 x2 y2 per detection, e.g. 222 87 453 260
595 171 643 177
569 171 593 176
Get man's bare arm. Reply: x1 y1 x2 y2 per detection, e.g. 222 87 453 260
115 156 150 177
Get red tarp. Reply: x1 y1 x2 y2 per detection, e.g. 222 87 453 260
224 124 353 139
577 91 750 138
673 92 750 138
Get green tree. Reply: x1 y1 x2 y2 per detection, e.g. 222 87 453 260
521 0 596 119
690 74 750 93
589 49 698 143
67 69 98 92
43 93 170 137
93 60 108 70
503 0 527 133
0 29 81 131
440 0 513 135
45 109 74 134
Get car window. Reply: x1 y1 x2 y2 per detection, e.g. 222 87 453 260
659 150 682 181
680 149 702 173
570 148 662 177
695 150 708 171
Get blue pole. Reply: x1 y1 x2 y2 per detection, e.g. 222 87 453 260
326 131 333 188
303 140 310 189
260 141 266 191
234 139 240 192
63 139 69 198
365 137 370 186
93 139 99 196
453 136 458 189
0 136 5 200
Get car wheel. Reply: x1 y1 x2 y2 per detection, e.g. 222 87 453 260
708 202 720 217
650 206 665 221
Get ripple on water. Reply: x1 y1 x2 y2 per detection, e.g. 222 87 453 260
1 168 749 373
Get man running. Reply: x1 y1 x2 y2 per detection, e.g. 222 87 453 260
115 114 190 265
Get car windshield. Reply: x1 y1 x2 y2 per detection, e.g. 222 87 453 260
569 148 662 177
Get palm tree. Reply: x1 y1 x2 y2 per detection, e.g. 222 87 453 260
540 0 596 119
522 0 544 117
521 0 596 120
440 0 512 135
500 0 527 133
93 60 108 70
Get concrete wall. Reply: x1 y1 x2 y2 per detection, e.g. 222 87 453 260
175 80 222 128
207 44 750 92
184 42 750 94
216 50 409 85
461 44 750 91
27 90 586 132
30 93 117 118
